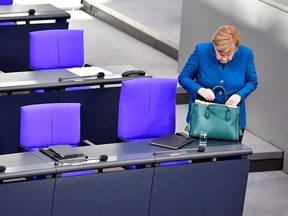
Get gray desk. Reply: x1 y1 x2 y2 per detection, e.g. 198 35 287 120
1 143 155 216
32 142 154 173
0 4 70 72
0 66 147 93
36 143 155 216
133 141 251 216
0 141 252 216
0 4 70 23
0 71 60 92
132 139 252 162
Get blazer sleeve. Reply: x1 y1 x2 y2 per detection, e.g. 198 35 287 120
178 45 203 99
235 49 258 101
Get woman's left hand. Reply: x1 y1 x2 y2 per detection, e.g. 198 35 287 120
226 94 241 106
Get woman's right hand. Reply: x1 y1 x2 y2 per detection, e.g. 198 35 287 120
197 88 215 101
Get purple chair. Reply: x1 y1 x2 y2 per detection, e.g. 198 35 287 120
29 29 90 91
118 78 177 142
20 103 81 151
30 29 84 70
118 78 190 167
20 103 95 176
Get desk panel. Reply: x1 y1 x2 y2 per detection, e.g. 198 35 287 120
0 179 55 216
0 152 56 216
0 71 59 92
0 4 70 22
52 168 154 216
149 159 250 216
0 152 55 180
0 67 148 92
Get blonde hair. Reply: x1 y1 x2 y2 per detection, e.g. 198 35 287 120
212 25 241 54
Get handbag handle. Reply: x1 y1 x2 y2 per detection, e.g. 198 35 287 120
212 85 227 103
205 104 231 121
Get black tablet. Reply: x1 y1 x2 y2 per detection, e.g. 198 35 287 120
149 134 194 150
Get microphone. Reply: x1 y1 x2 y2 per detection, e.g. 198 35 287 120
98 154 108 161
0 165 6 172
197 145 206 152
97 72 105 78
28 9 36 15
153 145 206 156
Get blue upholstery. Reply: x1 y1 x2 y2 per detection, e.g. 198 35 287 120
20 103 81 151
118 78 177 141
29 29 90 91
30 29 84 70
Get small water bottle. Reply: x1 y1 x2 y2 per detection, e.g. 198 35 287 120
199 131 208 146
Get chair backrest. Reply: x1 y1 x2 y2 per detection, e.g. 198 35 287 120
29 29 84 70
118 78 177 141
0 0 13 5
20 103 81 151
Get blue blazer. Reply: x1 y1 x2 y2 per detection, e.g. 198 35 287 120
178 42 258 129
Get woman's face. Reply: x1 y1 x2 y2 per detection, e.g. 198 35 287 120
214 46 237 64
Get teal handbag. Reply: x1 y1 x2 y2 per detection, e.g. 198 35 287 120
186 86 242 141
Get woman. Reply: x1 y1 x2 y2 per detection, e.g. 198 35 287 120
178 25 258 142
